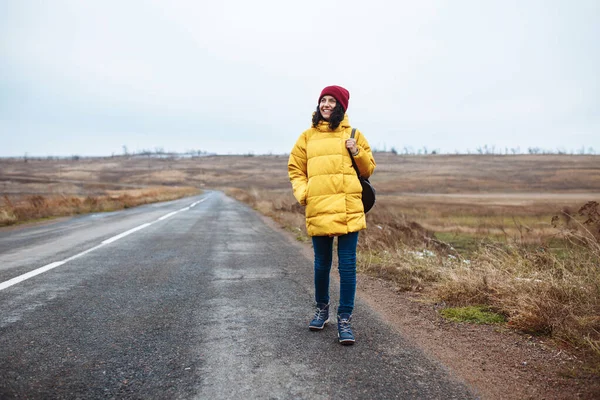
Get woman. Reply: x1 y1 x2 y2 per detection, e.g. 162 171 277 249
288 85 376 345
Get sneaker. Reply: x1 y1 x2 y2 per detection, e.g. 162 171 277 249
337 313 355 345
309 303 330 331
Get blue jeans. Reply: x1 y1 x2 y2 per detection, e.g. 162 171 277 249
312 231 359 315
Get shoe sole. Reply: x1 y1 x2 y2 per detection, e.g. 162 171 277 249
308 318 330 331
338 337 355 345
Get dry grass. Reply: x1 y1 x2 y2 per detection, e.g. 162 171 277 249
434 238 600 355
358 201 600 359
0 186 200 226
372 153 600 193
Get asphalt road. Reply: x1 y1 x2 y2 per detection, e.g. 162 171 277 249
0 191 476 399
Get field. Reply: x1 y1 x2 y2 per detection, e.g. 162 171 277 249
1 153 600 362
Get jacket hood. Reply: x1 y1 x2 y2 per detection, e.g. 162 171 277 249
312 114 351 132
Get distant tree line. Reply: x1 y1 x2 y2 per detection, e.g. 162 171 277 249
10 147 214 162
121 146 212 158
371 145 596 155
7 145 598 161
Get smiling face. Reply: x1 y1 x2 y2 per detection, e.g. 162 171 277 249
319 95 337 120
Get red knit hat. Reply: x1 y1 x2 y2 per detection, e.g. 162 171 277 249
319 85 350 112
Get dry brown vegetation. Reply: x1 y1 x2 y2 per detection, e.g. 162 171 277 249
0 156 201 226
1 153 599 363
0 187 200 226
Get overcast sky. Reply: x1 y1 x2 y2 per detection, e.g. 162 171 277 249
1 0 598 157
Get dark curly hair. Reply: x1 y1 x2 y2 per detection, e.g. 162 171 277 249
312 102 345 130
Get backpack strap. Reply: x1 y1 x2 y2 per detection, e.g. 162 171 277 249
348 128 361 177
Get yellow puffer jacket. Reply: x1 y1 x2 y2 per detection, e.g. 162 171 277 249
288 114 376 237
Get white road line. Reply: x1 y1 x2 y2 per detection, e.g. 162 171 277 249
0 261 66 291
63 243 107 263
157 211 178 221
190 198 207 208
0 196 208 291
102 223 152 244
